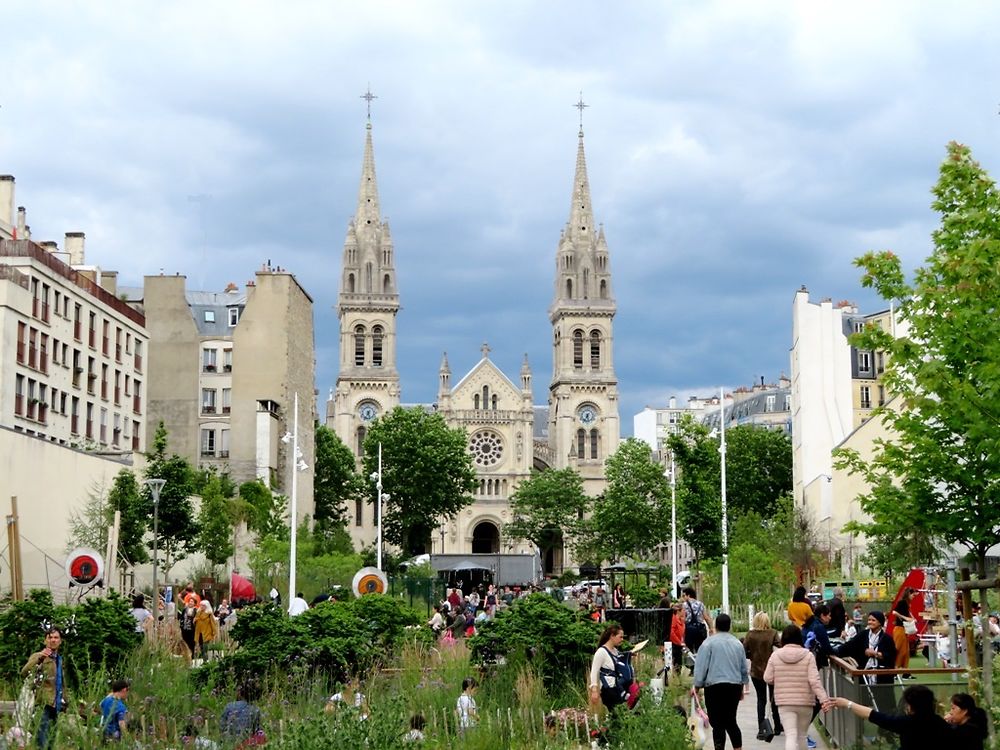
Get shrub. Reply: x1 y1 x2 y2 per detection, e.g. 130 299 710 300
468 593 601 686
626 585 662 608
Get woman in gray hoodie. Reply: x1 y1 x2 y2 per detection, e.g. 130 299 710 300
764 625 830 750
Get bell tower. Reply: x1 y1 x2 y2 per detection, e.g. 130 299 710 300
328 90 401 460
548 97 619 487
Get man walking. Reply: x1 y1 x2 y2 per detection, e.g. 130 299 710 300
694 613 748 750
21 627 66 748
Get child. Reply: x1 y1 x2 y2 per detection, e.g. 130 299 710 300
456 677 478 730
99 679 129 742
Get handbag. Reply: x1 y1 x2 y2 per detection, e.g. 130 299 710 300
688 689 710 749
903 619 918 636
759 717 775 743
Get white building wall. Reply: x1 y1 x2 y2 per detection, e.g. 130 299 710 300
790 288 853 526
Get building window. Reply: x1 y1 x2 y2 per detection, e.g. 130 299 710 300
590 428 599 460
860 385 871 409
202 388 217 413
204 310 216 323
355 498 363 527
589 330 600 369
573 330 583 369
100 408 108 443
765 395 775 412
858 351 871 372
14 374 24 416
491 394 498 410
220 429 230 458
473 394 480 409
203 348 217 372
600 279 608 299
356 425 366 455
469 430 504 467
228 307 239 326
222 388 232 414
372 325 383 367
576 428 586 459
853 321 864 334
354 325 366 366
878 385 886 406
201 429 216 456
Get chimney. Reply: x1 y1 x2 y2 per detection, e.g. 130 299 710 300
100 270 118 295
16 207 28 240
0 176 14 229
668 396 676 409
65 232 85 265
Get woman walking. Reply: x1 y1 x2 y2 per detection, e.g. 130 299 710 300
589 624 632 712
764 625 830 750
744 611 782 739
786 587 814 628
891 588 918 671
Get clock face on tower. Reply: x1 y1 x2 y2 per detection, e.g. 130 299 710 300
358 403 378 422
579 406 597 425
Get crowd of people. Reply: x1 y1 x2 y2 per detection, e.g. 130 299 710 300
426 583 538 640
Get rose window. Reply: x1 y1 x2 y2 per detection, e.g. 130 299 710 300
469 430 504 467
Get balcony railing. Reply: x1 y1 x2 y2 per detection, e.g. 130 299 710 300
202 405 216 414
222 406 231 414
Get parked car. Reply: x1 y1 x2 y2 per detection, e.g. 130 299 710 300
563 579 608 598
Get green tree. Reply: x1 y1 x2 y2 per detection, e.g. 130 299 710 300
505 468 590 565
143 422 198 577
587 438 670 563
107 469 149 569
66 481 112 554
197 473 234 572
835 142 1000 586
238 480 288 540
314 423 363 528
361 407 476 554
723 425 792 519
668 416 723 562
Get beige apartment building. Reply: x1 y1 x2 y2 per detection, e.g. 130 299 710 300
126 267 316 517
1 175 150 596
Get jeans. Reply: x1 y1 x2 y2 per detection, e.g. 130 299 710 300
778 704 813 750
703 683 743 750
36 705 58 749
751 676 780 727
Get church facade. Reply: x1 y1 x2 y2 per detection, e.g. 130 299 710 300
327 115 620 573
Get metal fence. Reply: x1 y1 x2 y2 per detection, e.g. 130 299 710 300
387 576 447 618
819 656 968 748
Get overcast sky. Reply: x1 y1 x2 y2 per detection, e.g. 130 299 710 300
3 2 999 434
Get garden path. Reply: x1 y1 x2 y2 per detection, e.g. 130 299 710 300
735 693 830 749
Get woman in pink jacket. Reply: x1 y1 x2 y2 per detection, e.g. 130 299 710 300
764 625 831 750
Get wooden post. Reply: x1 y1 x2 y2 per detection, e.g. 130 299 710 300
105 510 120 597
7 497 23 602
960 567 977 673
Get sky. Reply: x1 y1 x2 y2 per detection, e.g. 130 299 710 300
3 1 999 434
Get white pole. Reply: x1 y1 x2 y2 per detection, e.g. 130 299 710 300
670 453 678 597
720 387 729 615
376 442 383 572
289 393 299 603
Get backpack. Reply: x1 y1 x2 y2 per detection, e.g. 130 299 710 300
598 646 634 707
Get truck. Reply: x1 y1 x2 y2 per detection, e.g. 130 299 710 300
429 553 542 589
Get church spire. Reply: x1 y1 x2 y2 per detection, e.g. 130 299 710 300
355 119 381 228
565 127 596 244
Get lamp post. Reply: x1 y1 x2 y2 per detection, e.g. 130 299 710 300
370 443 390 571
281 393 309 605
718 387 729 615
143 478 165 632
667 453 678 597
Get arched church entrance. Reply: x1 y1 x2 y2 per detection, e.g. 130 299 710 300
542 530 565 575
471 521 500 554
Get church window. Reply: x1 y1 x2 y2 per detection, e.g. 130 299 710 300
372 325 383 367
474 394 480 409
590 330 601 369
590 429 600 459
383 274 391 293
576 429 586 458
348 273 355 293
356 425 366 455
573 331 584 369
583 268 589 299
365 262 373 292
355 498 363 527
354 325 366 366
566 278 572 298
469 430 504 467
600 279 608 299
482 385 489 408
491 394 498 410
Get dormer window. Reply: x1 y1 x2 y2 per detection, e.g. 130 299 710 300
228 307 240 326
204 310 215 323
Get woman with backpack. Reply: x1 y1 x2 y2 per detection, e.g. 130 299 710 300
588 624 633 713
681 587 714 654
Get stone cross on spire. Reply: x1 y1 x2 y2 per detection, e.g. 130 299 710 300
480 341 491 359
361 84 377 120
574 91 589 132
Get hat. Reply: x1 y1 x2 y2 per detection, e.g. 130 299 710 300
869 610 886 626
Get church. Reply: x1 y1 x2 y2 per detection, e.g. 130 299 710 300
326 109 620 574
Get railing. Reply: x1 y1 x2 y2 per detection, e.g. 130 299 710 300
820 656 967 749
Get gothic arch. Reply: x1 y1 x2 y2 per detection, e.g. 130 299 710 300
471 520 500 553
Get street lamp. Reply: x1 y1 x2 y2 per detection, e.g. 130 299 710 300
665 452 678 597
708 387 730 614
370 442 390 571
143 478 166 632
280 393 309 606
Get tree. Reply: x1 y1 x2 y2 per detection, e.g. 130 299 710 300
197 473 234 572
587 438 670 563
723 425 792 519
835 142 1000 586
505 468 590 564
314 423 363 528
238 480 288 540
143 422 199 577
66 481 112 553
668 416 723 562
107 469 149 569
361 407 476 554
